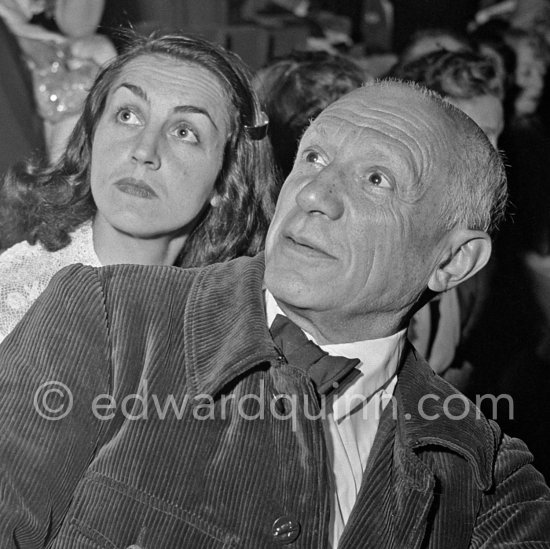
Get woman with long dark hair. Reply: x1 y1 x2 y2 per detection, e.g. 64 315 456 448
0 32 278 341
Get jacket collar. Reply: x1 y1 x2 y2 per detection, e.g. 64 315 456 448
183 253 279 398
182 256 497 489
394 344 498 490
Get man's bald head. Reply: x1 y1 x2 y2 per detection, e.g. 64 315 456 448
320 80 507 234
265 79 504 342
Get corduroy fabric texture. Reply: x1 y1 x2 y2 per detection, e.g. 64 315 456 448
0 253 549 548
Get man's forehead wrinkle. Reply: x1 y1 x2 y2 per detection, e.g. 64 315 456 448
314 120 330 140
315 111 429 194
315 115 416 163
333 94 451 140
359 103 454 198
319 103 443 166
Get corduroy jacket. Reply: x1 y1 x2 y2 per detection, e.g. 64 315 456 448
0 254 549 548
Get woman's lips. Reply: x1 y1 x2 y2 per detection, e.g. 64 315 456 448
114 178 158 199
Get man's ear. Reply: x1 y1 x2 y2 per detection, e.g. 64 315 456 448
428 229 492 293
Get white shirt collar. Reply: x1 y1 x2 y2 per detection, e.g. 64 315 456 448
265 290 407 420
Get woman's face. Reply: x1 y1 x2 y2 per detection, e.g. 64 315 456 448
514 39 546 114
90 54 231 241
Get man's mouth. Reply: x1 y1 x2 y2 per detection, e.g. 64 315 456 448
285 234 335 259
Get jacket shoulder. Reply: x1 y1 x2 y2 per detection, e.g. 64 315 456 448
470 432 550 546
398 347 498 490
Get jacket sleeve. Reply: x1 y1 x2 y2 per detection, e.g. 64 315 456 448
471 430 550 547
0 264 112 547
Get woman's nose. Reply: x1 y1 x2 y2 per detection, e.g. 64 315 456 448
131 129 161 170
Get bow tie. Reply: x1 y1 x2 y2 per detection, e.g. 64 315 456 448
269 314 361 396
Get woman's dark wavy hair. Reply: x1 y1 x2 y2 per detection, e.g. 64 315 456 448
390 49 502 101
0 32 279 266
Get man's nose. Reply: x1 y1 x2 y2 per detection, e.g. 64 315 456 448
131 128 161 170
295 170 345 220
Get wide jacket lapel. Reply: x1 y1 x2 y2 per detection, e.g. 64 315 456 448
339 344 497 549
183 253 280 398
339 397 435 549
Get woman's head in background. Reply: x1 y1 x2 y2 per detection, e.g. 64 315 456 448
398 28 474 66
390 49 504 147
254 50 367 184
503 29 547 116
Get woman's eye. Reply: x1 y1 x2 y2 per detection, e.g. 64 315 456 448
173 125 199 144
367 171 392 189
116 108 141 125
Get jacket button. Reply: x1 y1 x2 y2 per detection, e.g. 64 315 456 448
272 392 288 415
271 516 301 544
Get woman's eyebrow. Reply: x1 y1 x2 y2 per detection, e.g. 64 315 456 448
116 82 148 102
173 105 218 131
113 83 218 131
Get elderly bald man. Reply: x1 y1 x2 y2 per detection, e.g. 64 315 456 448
0 81 548 548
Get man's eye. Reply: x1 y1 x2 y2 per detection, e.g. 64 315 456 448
304 150 326 166
306 151 319 163
366 171 392 189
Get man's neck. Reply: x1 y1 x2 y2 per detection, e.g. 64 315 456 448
271 294 408 345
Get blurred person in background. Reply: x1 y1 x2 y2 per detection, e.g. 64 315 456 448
469 19 518 108
0 13 44 179
254 50 367 186
494 28 549 354
0 0 116 160
396 27 474 65
0 32 278 343
503 28 547 117
390 49 505 391
492 27 550 480
465 6 550 484
390 49 504 145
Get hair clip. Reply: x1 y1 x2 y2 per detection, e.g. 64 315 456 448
245 111 269 140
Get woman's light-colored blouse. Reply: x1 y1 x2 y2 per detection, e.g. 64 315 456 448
0 221 100 342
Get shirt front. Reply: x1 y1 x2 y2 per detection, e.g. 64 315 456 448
265 290 407 548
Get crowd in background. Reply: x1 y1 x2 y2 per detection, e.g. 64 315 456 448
1 0 550 481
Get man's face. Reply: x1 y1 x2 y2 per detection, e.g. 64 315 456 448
265 86 455 340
